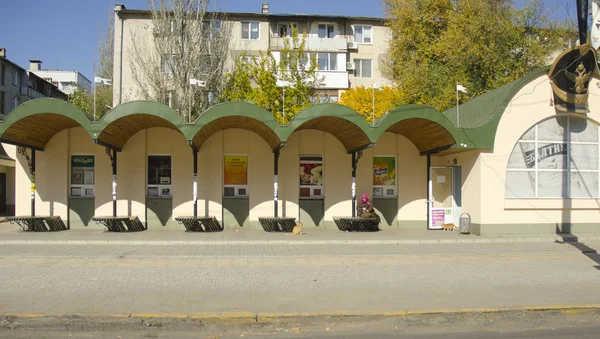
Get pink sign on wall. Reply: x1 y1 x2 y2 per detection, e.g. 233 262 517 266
432 210 445 227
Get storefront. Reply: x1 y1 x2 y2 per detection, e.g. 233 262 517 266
2 58 599 235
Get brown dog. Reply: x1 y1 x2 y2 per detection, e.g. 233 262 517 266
442 223 456 231
292 222 304 235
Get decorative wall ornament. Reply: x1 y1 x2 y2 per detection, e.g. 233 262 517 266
549 43 598 113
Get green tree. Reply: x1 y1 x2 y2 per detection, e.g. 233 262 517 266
384 0 573 111
339 86 403 124
222 27 322 124
68 87 92 114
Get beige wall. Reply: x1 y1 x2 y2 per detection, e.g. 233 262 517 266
348 23 392 89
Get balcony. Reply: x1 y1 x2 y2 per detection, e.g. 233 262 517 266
270 37 348 51
27 88 45 100
317 71 349 89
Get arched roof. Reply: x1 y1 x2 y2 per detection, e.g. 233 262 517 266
375 104 469 155
0 98 93 150
192 102 282 151
281 104 375 153
94 101 191 150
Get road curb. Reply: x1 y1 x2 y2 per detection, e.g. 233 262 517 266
3 304 600 323
0 234 596 245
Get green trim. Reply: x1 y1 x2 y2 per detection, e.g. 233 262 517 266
0 98 95 147
94 100 193 141
194 102 282 147
280 103 375 144
375 104 472 149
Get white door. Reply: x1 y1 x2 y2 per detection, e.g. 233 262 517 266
428 167 454 230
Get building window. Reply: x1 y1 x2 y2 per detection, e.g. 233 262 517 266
11 70 18 87
241 21 259 40
11 97 17 110
506 116 600 198
162 54 175 74
300 156 324 197
373 156 397 197
203 20 221 39
355 59 372 78
148 155 172 197
242 55 257 65
0 63 4 86
317 52 337 71
70 155 95 197
354 25 372 44
278 23 297 37
0 91 4 114
318 24 335 38
224 155 248 197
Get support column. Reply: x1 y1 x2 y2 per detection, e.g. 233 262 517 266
193 149 198 217
31 149 36 216
274 149 280 217
426 154 431 228
112 149 117 217
351 151 357 217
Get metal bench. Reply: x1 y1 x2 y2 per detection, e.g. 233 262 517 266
92 216 145 232
7 216 68 232
258 217 297 232
333 216 380 232
175 216 223 232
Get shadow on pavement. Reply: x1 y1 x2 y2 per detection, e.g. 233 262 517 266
556 234 600 271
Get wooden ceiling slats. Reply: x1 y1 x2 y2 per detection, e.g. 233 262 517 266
296 117 371 152
1 114 80 149
386 118 456 153
192 116 280 150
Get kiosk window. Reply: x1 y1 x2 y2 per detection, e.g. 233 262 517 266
148 155 172 197
300 156 323 197
71 155 95 197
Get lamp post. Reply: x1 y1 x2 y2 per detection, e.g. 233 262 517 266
188 78 206 124
277 80 295 119
371 83 380 126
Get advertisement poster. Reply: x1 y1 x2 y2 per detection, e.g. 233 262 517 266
432 209 445 227
224 155 248 185
71 155 94 185
300 163 323 186
373 157 396 186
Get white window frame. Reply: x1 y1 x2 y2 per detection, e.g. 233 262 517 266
11 97 18 110
300 155 324 198
223 154 249 197
506 116 600 199
354 59 372 78
241 21 260 40
354 25 372 44
203 19 221 39
70 155 95 198
317 52 337 71
147 155 173 198
317 23 336 39
372 155 397 198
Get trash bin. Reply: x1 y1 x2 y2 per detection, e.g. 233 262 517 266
459 213 471 234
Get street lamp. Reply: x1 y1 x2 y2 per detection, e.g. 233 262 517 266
188 78 206 124
277 80 295 119
371 83 380 126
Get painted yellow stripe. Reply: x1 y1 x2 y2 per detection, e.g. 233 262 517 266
4 304 600 321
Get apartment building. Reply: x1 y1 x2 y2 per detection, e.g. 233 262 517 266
0 49 29 116
28 60 92 95
113 2 392 105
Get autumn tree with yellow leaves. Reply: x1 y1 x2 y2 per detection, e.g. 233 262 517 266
339 86 403 124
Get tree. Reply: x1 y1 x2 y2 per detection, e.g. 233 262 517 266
222 27 322 124
93 7 115 119
129 0 232 122
68 87 92 114
339 86 403 124
384 0 573 111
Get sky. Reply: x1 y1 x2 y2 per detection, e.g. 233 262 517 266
0 0 572 82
